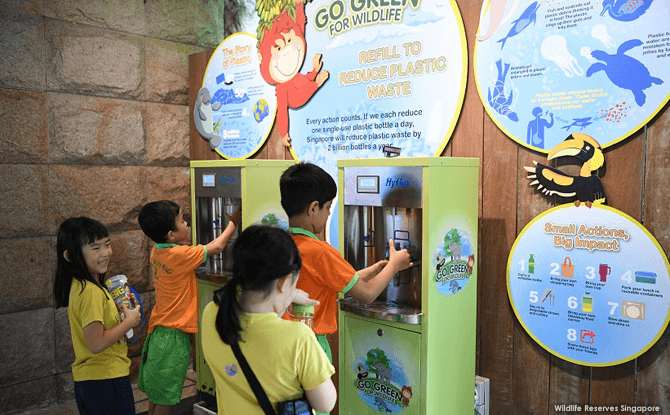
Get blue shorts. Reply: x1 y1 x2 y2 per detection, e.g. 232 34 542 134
74 376 135 415
138 326 191 406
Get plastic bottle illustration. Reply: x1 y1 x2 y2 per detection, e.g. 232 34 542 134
582 292 593 313
528 254 535 274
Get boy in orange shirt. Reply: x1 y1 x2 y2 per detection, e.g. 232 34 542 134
137 200 239 415
280 163 414 368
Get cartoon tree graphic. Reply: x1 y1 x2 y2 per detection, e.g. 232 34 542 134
255 0 297 47
261 213 280 227
444 229 462 261
365 348 390 379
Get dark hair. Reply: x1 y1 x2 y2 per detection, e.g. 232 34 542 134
280 162 337 218
54 217 110 308
213 225 302 345
138 200 180 243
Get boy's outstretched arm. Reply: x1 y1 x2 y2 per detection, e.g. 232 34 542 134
206 208 241 256
346 240 416 304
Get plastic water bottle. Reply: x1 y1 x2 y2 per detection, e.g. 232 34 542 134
289 304 314 330
104 275 135 338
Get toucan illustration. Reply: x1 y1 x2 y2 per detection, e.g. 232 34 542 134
357 365 369 379
525 133 606 208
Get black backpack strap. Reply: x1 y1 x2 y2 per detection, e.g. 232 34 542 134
231 342 277 415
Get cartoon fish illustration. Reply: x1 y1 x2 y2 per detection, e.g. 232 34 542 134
561 117 593 131
497 1 540 50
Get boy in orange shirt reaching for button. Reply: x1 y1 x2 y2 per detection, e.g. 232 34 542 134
280 163 415 409
137 200 240 415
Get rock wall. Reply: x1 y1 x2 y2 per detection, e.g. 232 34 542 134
0 1 234 413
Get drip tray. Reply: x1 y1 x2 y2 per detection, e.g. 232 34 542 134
337 297 422 324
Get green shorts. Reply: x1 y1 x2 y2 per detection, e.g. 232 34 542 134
315 333 332 363
138 326 190 406
314 334 332 415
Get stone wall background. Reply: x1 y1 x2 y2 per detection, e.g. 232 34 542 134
0 1 253 413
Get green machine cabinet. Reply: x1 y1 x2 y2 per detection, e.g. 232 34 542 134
190 159 295 404
196 279 224 399
337 157 479 415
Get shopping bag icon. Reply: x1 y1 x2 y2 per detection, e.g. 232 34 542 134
561 257 574 278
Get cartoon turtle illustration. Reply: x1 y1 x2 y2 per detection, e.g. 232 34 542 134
561 117 593 131
488 59 519 122
586 39 663 107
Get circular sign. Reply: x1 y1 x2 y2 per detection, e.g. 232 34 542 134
507 204 670 366
202 33 277 159
289 0 468 174
475 0 670 153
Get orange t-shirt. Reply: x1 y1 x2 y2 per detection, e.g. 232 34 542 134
148 243 206 334
282 228 358 335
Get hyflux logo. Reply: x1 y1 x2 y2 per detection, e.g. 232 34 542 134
220 176 236 184
385 177 411 189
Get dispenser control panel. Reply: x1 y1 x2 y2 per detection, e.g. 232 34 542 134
356 176 379 194
202 174 216 187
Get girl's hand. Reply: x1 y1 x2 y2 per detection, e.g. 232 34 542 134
292 289 320 306
121 301 141 327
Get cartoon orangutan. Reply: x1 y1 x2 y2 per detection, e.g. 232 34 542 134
257 0 328 147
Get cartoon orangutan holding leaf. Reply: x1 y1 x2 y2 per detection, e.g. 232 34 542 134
257 0 329 147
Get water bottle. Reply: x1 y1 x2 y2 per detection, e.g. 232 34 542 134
104 275 135 338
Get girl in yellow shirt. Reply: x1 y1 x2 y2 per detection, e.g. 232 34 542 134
202 225 337 414
53 217 141 415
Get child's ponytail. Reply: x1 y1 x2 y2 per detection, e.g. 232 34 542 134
213 225 301 345
213 278 243 345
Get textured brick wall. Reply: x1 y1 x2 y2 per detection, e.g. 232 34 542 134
0 1 233 413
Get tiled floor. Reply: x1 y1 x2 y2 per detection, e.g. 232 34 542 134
19 365 199 415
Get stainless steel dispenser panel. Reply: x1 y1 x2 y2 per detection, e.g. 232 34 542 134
342 204 423 323
343 166 422 208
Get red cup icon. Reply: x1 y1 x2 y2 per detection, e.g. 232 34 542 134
599 264 611 282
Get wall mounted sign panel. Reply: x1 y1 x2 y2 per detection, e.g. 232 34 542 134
202 33 277 159
507 204 670 366
475 0 670 153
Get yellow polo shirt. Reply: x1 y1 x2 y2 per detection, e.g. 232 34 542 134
201 302 335 414
68 278 130 381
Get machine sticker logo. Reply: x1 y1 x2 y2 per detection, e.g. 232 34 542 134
219 175 236 183
225 363 238 377
385 177 411 189
433 228 474 296
354 348 413 413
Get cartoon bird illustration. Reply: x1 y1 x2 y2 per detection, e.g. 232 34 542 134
435 254 446 271
587 39 663 107
524 133 606 208
600 0 653 21
497 1 540 50
357 365 369 379
561 117 593 131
